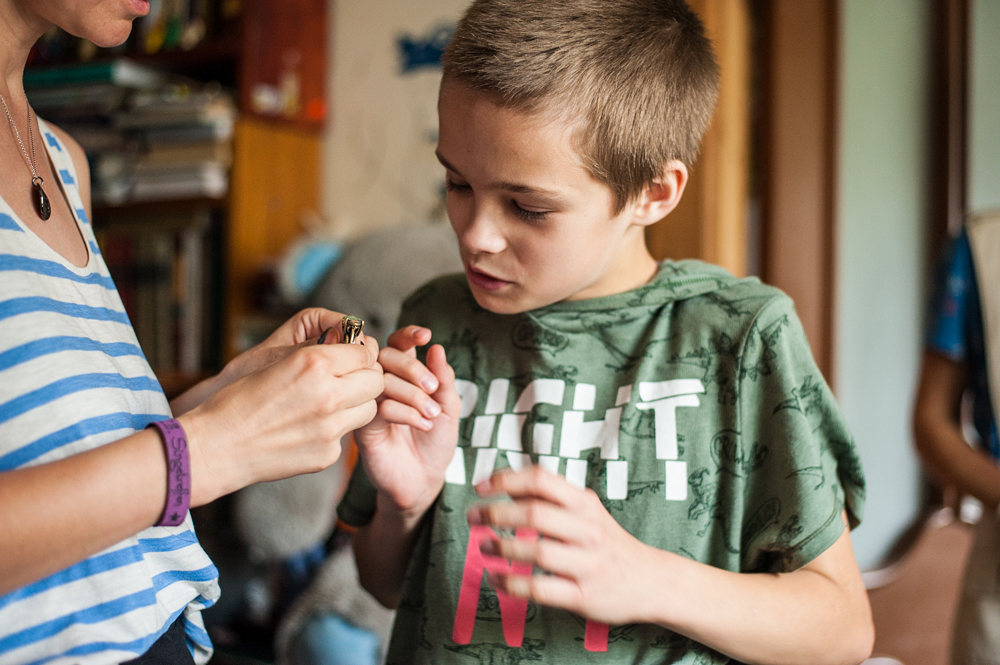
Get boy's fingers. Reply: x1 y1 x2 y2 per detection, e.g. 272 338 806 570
467 498 590 544
481 534 581 577
379 347 439 393
487 571 581 610
477 466 586 509
381 374 443 419
386 325 432 353
425 345 462 416
378 399 434 431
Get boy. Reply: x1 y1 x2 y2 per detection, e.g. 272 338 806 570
339 1 874 662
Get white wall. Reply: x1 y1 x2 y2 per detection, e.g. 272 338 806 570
969 0 1000 214
836 0 932 570
323 0 470 238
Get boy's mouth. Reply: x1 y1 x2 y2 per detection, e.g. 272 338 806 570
466 265 511 292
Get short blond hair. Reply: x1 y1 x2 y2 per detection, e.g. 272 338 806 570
443 0 720 212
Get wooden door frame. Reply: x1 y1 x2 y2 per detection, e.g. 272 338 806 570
757 0 840 384
930 0 968 248
645 0 750 279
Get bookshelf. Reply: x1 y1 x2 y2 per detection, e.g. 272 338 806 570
26 0 327 399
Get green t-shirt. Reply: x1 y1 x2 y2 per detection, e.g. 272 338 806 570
339 260 865 665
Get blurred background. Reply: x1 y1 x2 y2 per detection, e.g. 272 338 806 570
23 0 999 663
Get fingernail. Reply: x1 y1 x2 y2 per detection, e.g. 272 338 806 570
424 401 442 418
421 375 439 393
466 508 483 525
317 328 331 344
420 418 434 429
479 539 497 555
475 479 491 494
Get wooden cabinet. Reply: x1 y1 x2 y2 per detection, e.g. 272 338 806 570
240 0 327 130
227 118 320 359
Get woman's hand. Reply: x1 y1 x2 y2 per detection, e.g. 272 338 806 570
180 330 383 506
354 326 462 520
171 308 364 416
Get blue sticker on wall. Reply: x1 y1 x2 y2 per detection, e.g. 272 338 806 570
398 24 455 74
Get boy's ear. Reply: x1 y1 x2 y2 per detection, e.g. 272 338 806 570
631 160 689 227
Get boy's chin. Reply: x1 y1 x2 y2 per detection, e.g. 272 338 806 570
467 283 538 315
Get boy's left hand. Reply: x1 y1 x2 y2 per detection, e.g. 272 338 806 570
467 466 662 626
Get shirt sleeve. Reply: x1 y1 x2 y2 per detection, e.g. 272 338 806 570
926 229 975 361
736 295 866 574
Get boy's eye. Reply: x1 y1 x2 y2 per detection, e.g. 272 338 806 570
512 200 549 222
445 179 471 193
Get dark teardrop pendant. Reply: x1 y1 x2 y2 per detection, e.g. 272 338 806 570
33 181 51 220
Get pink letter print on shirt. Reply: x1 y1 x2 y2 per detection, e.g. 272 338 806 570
452 525 609 651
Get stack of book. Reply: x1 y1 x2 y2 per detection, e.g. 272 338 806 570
26 59 236 206
26 59 161 178
99 83 236 204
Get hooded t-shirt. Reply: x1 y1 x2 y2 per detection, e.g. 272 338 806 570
339 260 866 665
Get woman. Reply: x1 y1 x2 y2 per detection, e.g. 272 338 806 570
0 1 384 663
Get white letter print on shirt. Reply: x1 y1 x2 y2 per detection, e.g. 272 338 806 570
445 376 704 501
635 379 705 501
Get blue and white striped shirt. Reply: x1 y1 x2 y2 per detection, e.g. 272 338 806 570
0 119 220 665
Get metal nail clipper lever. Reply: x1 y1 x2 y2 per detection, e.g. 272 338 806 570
341 316 364 345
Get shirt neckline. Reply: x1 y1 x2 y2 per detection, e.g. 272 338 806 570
1 118 94 276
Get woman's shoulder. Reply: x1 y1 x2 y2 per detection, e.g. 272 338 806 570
39 119 91 210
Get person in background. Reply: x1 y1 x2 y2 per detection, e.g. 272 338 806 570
913 215 1000 665
0 1 383 663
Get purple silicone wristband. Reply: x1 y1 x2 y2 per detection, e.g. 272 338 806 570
149 419 191 527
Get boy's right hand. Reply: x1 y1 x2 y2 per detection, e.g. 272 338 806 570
355 325 461 519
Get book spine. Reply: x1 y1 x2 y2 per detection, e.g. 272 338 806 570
179 218 206 373
151 233 175 371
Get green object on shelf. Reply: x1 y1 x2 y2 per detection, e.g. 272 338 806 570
23 59 163 90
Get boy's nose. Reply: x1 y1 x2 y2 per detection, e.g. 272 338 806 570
460 212 507 255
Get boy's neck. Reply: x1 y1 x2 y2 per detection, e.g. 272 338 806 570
564 233 660 303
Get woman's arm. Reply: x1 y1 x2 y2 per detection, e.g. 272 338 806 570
913 350 1000 508
0 428 172 596
2 127 385 596
0 333 383 596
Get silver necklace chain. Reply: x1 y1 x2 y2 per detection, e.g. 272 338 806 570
0 93 43 187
